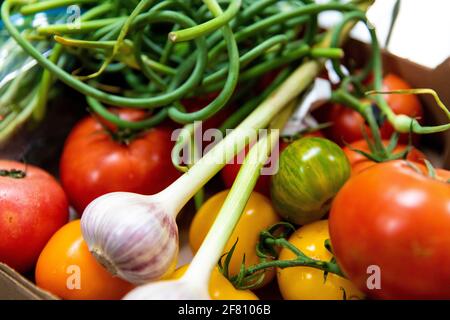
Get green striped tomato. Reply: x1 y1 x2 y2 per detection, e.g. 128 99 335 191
271 137 350 225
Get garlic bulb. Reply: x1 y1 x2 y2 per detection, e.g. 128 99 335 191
81 192 178 285
123 279 210 300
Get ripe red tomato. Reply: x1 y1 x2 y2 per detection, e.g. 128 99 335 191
326 103 367 145
326 74 423 145
329 160 450 299
60 109 180 214
343 139 426 176
0 160 69 273
221 132 323 196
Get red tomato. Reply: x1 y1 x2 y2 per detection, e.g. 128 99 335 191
221 132 323 196
326 74 423 145
0 160 69 273
343 139 426 176
329 160 450 299
326 103 367 145
60 109 180 214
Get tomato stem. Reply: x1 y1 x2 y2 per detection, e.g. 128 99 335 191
0 169 26 179
331 89 368 115
88 109 143 145
366 89 450 134
424 160 437 179
245 252 344 278
229 238 345 290
225 222 345 290
332 88 420 164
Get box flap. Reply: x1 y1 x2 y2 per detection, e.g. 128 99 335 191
0 263 58 300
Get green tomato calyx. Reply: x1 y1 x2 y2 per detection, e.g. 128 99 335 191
0 169 26 179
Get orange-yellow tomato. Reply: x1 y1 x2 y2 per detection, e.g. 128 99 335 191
35 220 134 300
189 191 280 286
172 265 258 300
277 220 364 300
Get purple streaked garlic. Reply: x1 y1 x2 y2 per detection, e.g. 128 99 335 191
81 192 179 284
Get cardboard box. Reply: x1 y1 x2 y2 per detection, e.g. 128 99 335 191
0 264 57 300
0 41 449 300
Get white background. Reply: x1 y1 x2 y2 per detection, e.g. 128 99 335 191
319 0 450 68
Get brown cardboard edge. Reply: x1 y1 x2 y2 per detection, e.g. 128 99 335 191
0 263 59 300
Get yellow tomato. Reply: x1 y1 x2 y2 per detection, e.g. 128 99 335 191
189 191 280 287
35 220 134 300
277 220 364 300
172 265 258 300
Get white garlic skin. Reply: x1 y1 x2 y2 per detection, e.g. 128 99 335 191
123 279 210 300
81 192 178 285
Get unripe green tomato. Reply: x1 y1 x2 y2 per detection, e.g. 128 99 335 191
271 137 351 225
